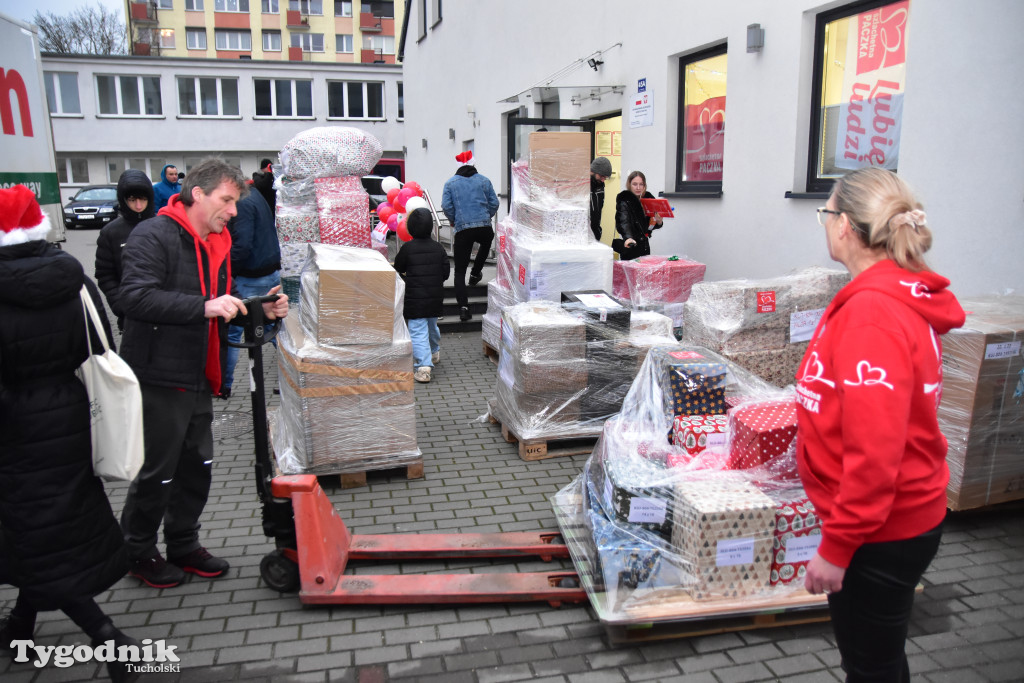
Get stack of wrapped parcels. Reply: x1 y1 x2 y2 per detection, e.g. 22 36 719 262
271 244 421 475
681 267 850 387
612 255 707 328
553 343 824 620
938 295 1024 510
274 127 386 305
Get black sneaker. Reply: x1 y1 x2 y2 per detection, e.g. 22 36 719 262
91 622 141 683
130 554 185 588
459 306 472 322
169 547 230 578
468 272 482 286
0 612 35 652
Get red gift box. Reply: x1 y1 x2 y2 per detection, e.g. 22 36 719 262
671 414 728 455
769 497 821 586
727 400 798 469
315 176 370 248
612 255 706 305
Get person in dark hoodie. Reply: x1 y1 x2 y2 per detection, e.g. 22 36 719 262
95 169 156 331
393 208 450 383
589 156 612 241
152 163 181 211
613 170 663 260
796 168 965 682
0 185 140 682
117 158 289 589
441 151 498 321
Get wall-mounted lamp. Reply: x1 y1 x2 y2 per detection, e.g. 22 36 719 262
747 23 765 53
587 58 604 71
421 138 428 149
449 128 456 140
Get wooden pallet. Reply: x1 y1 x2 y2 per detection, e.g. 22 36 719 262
489 415 598 461
318 461 425 490
483 340 499 364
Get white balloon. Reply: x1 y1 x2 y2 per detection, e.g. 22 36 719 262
380 176 402 193
404 196 429 213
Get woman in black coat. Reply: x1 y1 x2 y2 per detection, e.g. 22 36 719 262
0 186 138 681
614 170 664 260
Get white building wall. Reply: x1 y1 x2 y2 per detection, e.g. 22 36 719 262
400 0 1024 296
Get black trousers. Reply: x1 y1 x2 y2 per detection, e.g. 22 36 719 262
452 225 493 307
828 521 943 683
10 591 109 641
120 385 214 560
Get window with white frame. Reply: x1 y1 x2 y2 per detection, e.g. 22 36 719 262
327 80 384 119
288 0 322 15
263 30 282 51
186 28 207 49
291 33 324 52
56 156 89 184
106 158 177 183
261 0 279 12
806 0 909 192
43 71 81 115
156 0 173 8
159 29 175 49
185 0 204 10
674 45 727 194
335 0 351 17
362 34 394 54
177 76 239 117
215 29 251 51
254 79 313 117
214 0 249 11
336 33 353 53
96 75 162 116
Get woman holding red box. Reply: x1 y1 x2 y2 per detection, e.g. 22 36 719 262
613 170 662 260
795 167 965 682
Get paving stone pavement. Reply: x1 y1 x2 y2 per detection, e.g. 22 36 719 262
2 328 1022 682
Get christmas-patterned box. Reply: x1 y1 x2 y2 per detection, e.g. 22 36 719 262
670 475 775 600
727 400 799 469
612 255 707 307
671 414 729 455
724 341 810 388
511 198 591 245
762 489 822 587
598 456 674 539
314 176 370 248
649 347 727 417
684 279 793 332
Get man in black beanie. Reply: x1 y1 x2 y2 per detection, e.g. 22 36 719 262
590 157 612 241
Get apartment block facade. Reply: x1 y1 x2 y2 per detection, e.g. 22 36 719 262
125 0 402 64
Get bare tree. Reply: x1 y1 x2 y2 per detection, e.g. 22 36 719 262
34 2 127 55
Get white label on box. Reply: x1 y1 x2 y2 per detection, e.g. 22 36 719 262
628 497 667 525
790 308 826 343
716 538 755 566
985 341 1021 360
664 302 685 327
785 534 823 563
575 293 623 310
706 432 727 449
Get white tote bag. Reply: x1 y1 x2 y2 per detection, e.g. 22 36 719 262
77 286 145 482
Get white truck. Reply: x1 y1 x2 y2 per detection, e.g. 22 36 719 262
1 11 65 244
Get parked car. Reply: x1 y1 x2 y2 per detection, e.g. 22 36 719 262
62 185 118 229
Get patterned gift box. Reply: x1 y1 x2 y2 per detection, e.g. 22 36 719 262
725 341 810 388
671 475 776 600
763 490 822 587
649 348 728 417
727 400 799 469
599 456 674 539
612 255 707 306
511 198 591 245
672 414 729 454
315 176 371 248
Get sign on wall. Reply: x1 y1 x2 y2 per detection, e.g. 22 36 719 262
629 78 654 128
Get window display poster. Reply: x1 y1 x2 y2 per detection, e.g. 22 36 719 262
834 0 909 171
629 77 654 128
683 96 726 181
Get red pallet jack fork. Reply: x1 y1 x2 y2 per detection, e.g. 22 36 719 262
231 295 587 608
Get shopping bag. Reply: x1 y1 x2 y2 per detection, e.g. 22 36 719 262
77 286 144 482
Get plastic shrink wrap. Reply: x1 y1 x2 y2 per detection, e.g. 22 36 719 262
552 343 825 621
938 295 1024 510
612 255 708 326
681 267 849 387
272 244 420 475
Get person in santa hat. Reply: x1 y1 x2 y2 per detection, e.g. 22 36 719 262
0 185 141 681
441 150 499 321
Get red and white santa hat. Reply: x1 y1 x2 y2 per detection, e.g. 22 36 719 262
455 151 475 166
0 185 52 247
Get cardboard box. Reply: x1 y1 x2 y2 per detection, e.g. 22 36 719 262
939 297 1024 510
528 131 590 203
299 244 397 346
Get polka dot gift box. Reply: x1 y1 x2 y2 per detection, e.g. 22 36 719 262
649 347 728 417
726 399 798 469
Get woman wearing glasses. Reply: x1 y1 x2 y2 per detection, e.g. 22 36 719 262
796 168 965 682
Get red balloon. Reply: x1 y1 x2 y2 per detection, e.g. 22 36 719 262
387 214 399 231
386 188 400 203
396 219 412 242
397 187 415 204
376 201 393 216
405 181 423 197
377 206 395 223
392 197 407 213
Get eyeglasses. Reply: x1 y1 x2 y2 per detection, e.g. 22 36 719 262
816 207 841 226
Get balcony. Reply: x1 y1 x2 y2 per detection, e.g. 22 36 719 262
286 10 309 28
130 1 157 23
359 12 383 32
288 46 303 61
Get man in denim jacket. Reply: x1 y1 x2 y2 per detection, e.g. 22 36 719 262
441 151 499 321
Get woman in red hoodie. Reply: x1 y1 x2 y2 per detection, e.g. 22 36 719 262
796 168 965 682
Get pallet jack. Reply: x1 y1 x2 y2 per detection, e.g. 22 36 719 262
230 296 587 607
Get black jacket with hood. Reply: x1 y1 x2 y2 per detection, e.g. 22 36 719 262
0 241 128 609
393 208 450 320
614 189 660 260
95 169 156 327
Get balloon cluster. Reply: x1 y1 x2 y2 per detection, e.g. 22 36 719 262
375 176 427 242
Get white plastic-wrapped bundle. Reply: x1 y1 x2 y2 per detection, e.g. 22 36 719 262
508 235 614 303
508 160 591 244
278 126 383 179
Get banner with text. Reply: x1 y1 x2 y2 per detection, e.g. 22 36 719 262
683 96 726 181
